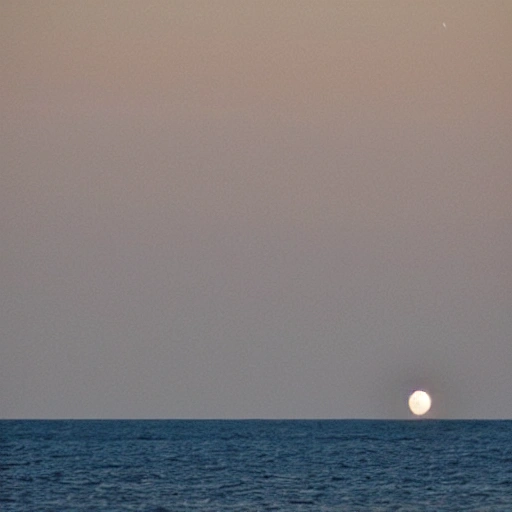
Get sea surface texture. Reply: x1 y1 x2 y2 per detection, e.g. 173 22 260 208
2 420 512 511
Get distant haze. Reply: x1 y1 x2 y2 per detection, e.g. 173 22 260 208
2 1 511 419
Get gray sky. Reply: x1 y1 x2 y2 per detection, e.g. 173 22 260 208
2 1 511 419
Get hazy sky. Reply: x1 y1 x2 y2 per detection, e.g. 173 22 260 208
2 1 511 419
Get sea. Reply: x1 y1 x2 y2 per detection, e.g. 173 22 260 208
1 420 511 511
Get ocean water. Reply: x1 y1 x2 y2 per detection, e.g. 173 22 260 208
1 420 511 511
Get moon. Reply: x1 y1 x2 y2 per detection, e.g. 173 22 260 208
408 390 432 416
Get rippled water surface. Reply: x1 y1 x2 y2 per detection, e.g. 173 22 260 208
2 420 512 511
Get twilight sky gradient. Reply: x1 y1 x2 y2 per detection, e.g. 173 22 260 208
2 1 511 419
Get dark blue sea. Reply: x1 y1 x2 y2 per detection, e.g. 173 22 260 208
2 420 512 511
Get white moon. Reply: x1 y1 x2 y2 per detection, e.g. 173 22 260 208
408 390 432 416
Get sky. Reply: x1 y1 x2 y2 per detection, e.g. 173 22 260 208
1 1 511 419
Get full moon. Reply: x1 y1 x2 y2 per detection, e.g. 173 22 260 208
408 390 432 416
